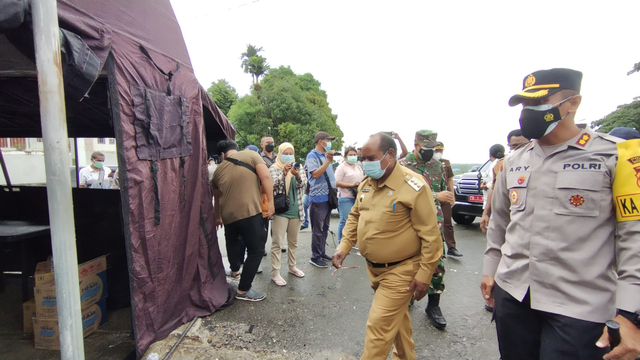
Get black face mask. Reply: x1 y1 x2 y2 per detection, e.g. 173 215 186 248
519 96 573 140
418 148 434 162
265 144 275 153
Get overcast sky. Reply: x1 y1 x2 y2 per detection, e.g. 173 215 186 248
170 0 639 163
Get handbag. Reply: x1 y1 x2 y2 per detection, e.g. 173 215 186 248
274 192 289 214
313 153 338 210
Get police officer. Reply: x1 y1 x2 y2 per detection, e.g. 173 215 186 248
481 68 640 360
398 130 453 329
434 141 463 257
332 132 442 360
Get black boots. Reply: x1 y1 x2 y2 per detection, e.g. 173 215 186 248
425 293 447 329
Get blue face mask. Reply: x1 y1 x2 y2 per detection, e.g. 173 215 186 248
347 156 358 164
281 155 294 163
362 150 390 179
324 141 332 151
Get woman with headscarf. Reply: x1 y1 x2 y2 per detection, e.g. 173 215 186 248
268 142 307 286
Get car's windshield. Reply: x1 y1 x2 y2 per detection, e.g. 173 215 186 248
477 159 493 175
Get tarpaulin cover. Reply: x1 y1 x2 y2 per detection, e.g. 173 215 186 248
0 0 236 356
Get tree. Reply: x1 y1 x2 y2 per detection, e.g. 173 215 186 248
227 66 344 162
591 101 640 133
240 44 270 84
247 56 269 84
206 79 238 116
627 61 640 76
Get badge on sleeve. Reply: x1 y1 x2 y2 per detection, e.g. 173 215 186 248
613 140 640 222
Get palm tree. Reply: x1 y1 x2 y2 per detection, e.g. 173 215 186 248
240 45 263 78
247 56 270 84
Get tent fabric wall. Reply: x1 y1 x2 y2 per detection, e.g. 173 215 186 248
0 0 236 356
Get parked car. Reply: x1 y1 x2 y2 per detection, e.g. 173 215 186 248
452 174 462 187
451 160 491 225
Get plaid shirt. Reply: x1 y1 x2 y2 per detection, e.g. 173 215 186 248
269 165 307 221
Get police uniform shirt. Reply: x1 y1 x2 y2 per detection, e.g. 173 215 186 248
337 163 443 284
484 129 640 323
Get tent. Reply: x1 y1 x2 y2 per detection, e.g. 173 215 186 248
0 0 235 356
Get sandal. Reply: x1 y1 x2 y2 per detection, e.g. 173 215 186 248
272 275 287 287
288 267 305 278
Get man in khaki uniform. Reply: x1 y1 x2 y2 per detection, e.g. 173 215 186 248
333 132 442 360
481 68 640 360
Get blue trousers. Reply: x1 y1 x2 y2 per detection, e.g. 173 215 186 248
337 197 355 243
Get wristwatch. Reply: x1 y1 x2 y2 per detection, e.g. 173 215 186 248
618 309 640 329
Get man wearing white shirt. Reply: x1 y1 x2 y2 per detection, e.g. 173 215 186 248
79 151 112 189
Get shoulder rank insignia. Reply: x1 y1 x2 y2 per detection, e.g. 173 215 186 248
405 176 424 192
576 133 591 147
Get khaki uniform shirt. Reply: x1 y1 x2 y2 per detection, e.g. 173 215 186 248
337 163 443 284
211 150 266 225
484 129 640 323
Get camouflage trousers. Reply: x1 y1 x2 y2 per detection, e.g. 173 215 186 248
429 234 446 295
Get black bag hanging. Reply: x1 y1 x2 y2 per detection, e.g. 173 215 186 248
313 153 338 210
274 192 289 214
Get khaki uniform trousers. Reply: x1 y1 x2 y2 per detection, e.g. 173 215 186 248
362 256 420 360
270 215 301 277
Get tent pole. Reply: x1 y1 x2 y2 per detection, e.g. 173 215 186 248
32 1 85 359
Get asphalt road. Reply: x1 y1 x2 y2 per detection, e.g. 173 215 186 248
198 214 500 360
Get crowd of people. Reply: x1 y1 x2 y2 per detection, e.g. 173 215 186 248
207 67 640 360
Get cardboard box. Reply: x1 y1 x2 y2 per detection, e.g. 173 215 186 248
34 272 108 318
35 256 106 287
32 298 108 350
23 299 36 334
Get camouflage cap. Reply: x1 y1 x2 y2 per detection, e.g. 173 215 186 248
415 130 438 148
435 141 444 150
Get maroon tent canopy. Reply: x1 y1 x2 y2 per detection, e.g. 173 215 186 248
0 0 235 356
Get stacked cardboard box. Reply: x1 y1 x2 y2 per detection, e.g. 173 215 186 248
26 256 109 350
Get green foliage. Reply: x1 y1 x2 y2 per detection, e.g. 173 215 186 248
627 61 640 76
227 66 344 162
591 101 640 133
206 79 238 116
240 44 270 84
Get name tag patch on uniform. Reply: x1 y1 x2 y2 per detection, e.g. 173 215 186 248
570 194 585 207
362 189 371 193
613 140 640 222
562 163 602 170
508 166 530 173
510 189 519 204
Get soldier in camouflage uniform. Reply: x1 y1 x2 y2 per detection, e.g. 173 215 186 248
399 130 454 330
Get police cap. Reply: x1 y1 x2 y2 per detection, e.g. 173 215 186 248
509 68 583 107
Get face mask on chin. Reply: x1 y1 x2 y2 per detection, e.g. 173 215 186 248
519 96 573 140
363 150 390 179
